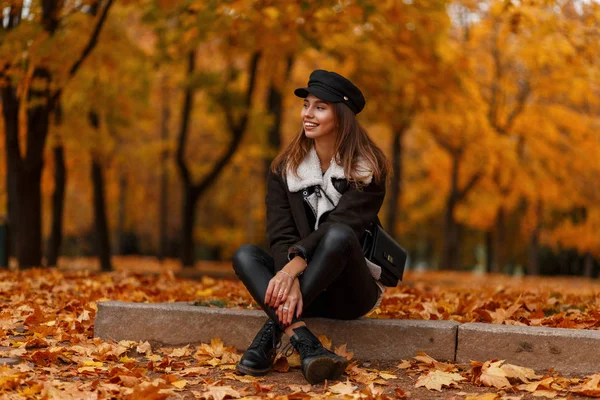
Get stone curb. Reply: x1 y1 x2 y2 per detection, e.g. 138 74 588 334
94 301 458 361
457 322 600 375
94 301 600 375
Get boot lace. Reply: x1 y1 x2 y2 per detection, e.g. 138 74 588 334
250 321 280 349
289 336 322 359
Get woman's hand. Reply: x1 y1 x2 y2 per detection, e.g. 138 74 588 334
264 256 306 308
277 278 303 327
265 270 294 308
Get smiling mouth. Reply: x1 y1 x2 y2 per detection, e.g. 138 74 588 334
304 122 318 129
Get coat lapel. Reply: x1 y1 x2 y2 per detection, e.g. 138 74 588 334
286 146 375 229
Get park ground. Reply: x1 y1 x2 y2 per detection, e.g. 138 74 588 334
1 258 600 398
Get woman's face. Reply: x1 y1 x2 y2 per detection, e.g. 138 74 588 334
301 94 336 141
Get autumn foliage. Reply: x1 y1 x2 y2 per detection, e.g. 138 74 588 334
2 267 600 398
1 1 600 273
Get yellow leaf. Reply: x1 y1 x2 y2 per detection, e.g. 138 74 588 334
379 372 397 380
532 390 559 398
136 341 152 355
517 377 556 392
397 360 412 369
328 381 357 395
480 360 511 389
202 384 240 400
465 394 500 400
501 363 541 383
317 335 332 350
171 380 187 389
415 370 465 391
196 288 213 297
334 344 353 361
82 360 104 367
170 345 191 358
119 356 136 363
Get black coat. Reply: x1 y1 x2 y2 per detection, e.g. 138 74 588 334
265 167 386 272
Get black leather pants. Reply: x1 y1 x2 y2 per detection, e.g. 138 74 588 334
232 223 380 328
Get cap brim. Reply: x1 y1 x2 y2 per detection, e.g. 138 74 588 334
294 87 340 103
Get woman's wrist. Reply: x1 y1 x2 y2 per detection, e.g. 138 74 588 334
282 256 307 278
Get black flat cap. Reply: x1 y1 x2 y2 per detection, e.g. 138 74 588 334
294 69 366 114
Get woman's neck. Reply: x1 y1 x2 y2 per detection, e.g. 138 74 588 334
314 138 335 173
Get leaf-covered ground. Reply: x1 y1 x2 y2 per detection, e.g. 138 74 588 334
2 263 600 398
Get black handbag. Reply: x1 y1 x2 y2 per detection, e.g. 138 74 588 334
361 223 407 287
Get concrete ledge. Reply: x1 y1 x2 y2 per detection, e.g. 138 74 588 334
94 301 458 361
457 323 600 375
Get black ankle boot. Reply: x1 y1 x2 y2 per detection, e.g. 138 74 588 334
236 319 283 376
289 326 348 384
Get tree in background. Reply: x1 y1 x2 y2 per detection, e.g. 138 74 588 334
1 0 114 268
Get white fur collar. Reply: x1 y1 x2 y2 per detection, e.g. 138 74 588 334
286 146 373 229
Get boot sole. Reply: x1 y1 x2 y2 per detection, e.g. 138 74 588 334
235 362 271 377
303 356 349 384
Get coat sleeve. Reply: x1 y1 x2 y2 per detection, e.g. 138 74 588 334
266 169 301 272
290 176 386 262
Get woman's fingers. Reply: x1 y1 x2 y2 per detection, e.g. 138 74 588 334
288 300 297 325
265 280 276 305
296 297 303 318
276 305 283 324
276 284 291 307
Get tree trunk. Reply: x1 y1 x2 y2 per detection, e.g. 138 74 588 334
46 144 66 267
158 73 170 261
89 111 112 271
176 51 261 267
386 125 408 237
15 168 44 268
91 158 112 271
1 83 19 265
441 155 461 270
17 67 53 268
492 207 506 273
177 51 197 267
485 230 493 273
181 187 200 266
526 200 542 275
264 56 294 174
583 253 594 278
442 198 462 270
116 173 127 254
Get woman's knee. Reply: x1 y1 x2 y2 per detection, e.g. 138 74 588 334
322 223 355 248
232 244 263 278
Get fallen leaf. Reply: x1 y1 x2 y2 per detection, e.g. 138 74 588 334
500 363 541 383
169 345 191 358
317 335 332 350
532 390 558 398
466 394 500 400
517 377 556 392
170 380 187 389
480 360 511 389
415 370 465 391
136 341 152 355
334 344 354 361
328 381 357 395
379 372 397 380
286 384 311 393
272 357 289 372
202 384 240 400
570 373 600 397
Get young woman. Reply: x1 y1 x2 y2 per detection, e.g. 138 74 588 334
232 69 389 384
